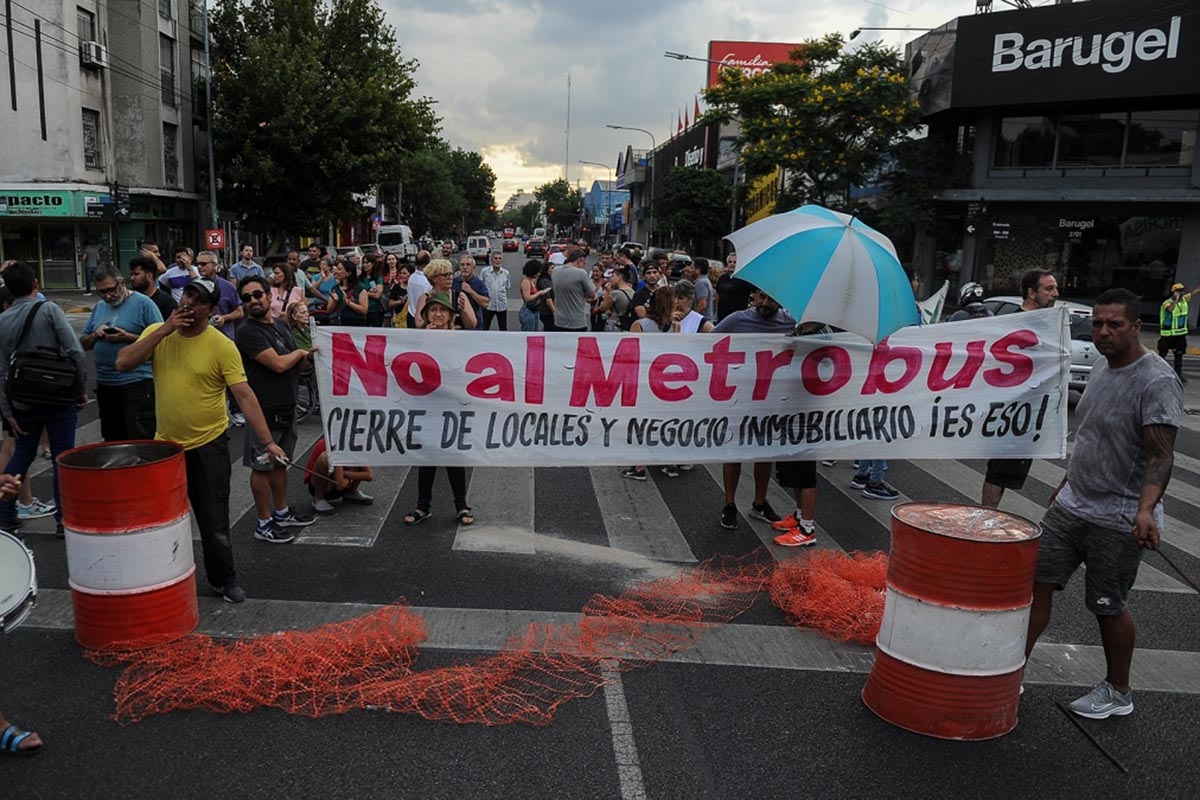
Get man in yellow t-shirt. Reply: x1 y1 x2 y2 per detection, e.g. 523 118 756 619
117 278 284 604
1158 281 1200 380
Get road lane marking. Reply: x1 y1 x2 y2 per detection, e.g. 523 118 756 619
23 589 1200 693
602 659 648 800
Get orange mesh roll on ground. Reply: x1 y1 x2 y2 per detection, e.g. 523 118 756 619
767 550 888 644
89 550 885 725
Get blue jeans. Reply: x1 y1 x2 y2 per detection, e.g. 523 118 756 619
857 459 888 484
519 305 540 332
0 404 78 525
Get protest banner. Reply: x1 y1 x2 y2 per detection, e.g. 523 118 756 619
312 308 1071 467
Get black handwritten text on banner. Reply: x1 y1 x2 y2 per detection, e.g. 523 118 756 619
312 308 1070 466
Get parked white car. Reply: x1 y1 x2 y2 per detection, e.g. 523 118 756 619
983 296 1094 391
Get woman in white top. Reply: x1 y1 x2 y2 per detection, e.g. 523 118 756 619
671 279 714 334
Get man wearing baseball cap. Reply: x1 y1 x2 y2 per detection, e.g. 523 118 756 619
1159 280 1200 380
116 278 285 604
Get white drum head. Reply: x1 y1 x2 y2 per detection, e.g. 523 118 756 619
0 530 36 631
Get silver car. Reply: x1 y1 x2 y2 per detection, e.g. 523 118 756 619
982 296 1094 392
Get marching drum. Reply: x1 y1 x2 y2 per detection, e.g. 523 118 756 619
0 530 37 634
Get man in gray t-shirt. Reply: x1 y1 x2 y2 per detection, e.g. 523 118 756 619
1025 288 1182 721
685 258 715 324
550 249 596 331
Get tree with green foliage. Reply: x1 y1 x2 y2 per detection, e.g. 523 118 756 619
446 148 498 233
535 179 582 231
398 149 465 239
703 34 920 213
210 0 437 235
656 168 730 253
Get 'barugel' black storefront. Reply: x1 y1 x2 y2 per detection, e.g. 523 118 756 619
908 0 1200 320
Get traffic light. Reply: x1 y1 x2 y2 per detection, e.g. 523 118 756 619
549 207 555 214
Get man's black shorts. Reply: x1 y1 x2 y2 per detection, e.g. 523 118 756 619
985 458 1033 490
775 460 817 490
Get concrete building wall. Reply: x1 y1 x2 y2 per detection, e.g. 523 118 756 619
0 0 109 184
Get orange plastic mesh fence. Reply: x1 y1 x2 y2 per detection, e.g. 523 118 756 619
88 604 428 723
89 550 885 725
768 550 888 644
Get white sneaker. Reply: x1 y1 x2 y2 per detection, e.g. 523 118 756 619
230 412 245 427
17 498 56 520
313 498 336 514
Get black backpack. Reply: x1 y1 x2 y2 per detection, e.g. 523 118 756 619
7 302 78 407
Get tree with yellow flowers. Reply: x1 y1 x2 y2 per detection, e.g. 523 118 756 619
704 34 920 214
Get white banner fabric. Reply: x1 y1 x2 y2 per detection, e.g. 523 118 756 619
313 308 1070 467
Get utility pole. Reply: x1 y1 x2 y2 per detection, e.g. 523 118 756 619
564 72 571 183
202 0 218 230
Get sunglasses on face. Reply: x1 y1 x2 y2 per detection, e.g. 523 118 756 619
240 289 266 303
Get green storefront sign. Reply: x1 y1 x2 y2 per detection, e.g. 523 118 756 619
0 190 74 217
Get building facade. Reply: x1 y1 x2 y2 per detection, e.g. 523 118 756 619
0 0 207 287
909 0 1200 319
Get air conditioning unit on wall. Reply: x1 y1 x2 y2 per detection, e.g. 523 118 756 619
80 41 108 70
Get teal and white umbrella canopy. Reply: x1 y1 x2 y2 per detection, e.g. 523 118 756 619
724 204 919 342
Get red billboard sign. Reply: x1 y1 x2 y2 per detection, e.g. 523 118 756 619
706 41 800 87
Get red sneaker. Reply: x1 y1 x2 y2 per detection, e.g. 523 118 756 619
771 514 798 531
773 527 817 547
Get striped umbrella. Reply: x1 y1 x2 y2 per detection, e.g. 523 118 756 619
724 204 919 342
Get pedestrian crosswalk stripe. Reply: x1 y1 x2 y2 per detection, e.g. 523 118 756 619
700 462 844 557
452 467 537 554
22 588 1200 694
913 459 1190 594
589 467 697 563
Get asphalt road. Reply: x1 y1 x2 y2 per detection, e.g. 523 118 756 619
4 249 1200 798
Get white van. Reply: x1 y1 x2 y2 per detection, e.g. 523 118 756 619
533 227 547 239
467 235 491 264
377 224 417 261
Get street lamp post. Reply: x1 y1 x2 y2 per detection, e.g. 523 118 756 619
606 124 656 246
849 27 934 40
578 160 612 249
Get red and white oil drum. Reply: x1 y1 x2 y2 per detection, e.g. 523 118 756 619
861 502 1041 740
58 440 199 649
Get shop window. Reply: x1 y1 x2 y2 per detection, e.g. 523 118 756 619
76 7 95 41
160 35 176 107
993 116 1055 168
82 108 101 168
0 223 40 264
163 122 179 187
1125 110 1198 167
1056 112 1125 168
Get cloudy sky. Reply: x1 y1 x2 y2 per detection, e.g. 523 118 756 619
382 0 987 203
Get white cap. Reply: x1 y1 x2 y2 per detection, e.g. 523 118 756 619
549 252 566 265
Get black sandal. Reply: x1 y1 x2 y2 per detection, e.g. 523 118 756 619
456 508 475 526
403 508 431 525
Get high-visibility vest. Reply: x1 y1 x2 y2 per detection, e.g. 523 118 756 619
1161 295 1190 336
